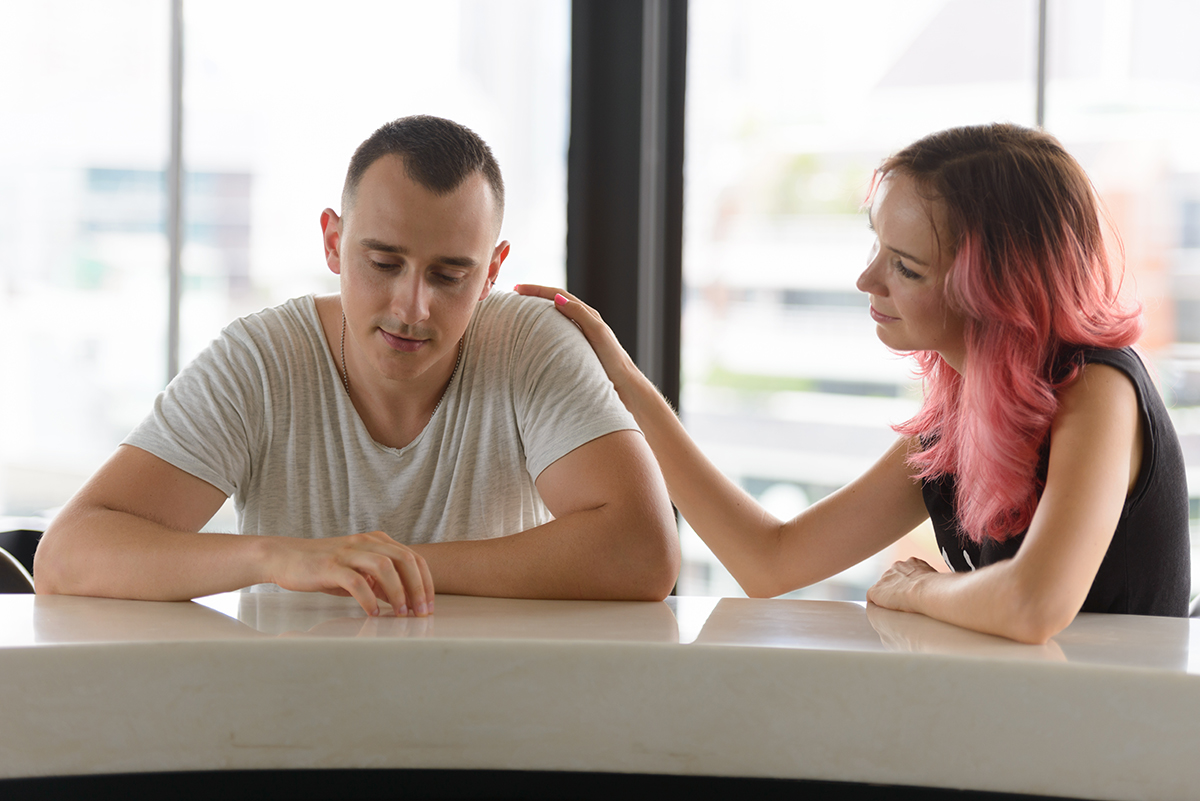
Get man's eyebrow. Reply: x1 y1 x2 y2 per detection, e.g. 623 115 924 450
359 238 479 268
361 238 406 254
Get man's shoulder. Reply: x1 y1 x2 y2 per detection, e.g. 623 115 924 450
224 295 320 340
473 290 552 325
470 290 582 344
180 295 326 387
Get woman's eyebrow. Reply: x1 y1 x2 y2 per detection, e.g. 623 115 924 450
866 217 931 267
887 244 930 267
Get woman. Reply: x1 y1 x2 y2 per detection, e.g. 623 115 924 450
517 123 1190 644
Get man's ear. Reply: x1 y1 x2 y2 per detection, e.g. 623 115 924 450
479 240 511 301
320 208 343 275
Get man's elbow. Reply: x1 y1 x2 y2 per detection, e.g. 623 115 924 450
642 516 682 601
617 508 680 602
31 529 70 595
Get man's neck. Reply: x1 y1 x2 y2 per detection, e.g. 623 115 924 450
315 295 461 450
348 339 461 450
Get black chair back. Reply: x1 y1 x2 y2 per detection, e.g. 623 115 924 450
0 529 42 575
0 547 34 593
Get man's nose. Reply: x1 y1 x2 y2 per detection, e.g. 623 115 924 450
393 272 431 325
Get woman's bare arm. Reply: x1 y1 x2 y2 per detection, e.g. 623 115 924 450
514 285 929 596
866 363 1141 643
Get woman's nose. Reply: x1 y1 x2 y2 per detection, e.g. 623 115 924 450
857 247 885 296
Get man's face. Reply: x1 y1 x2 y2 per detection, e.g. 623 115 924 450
322 155 507 387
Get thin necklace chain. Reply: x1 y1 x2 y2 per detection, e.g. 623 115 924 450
339 312 462 421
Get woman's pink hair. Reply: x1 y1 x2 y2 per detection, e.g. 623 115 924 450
883 124 1142 543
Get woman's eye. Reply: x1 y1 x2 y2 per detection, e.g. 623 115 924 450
894 259 921 280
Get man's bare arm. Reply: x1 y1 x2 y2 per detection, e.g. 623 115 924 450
410 429 679 601
34 445 434 616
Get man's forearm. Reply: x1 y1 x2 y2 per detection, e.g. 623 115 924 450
35 508 270 601
411 503 679 601
37 508 435 617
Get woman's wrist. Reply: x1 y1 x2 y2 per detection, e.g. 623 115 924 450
615 361 669 416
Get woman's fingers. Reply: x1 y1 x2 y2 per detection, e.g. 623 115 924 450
513 284 596 325
513 283 569 302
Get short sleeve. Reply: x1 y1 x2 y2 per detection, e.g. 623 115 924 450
509 301 639 479
122 326 262 497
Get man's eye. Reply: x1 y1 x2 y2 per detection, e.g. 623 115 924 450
370 259 398 271
434 273 465 286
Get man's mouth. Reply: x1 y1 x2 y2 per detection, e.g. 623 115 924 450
380 329 428 353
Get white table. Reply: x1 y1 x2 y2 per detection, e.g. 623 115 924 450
1 592 1197 799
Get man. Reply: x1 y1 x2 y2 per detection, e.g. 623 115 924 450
35 116 679 615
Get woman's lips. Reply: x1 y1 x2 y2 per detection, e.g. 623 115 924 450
869 306 900 323
380 329 426 353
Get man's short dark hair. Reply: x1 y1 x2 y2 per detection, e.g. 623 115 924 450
342 115 505 224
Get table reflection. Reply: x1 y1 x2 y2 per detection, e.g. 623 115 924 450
0 592 1192 674
233 592 681 642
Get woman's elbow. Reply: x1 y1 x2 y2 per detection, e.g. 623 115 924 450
1002 591 1078 645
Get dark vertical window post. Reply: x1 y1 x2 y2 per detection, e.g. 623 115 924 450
567 0 687 408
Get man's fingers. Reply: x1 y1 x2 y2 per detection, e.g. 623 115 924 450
389 549 431 616
417 556 436 613
350 551 410 617
337 567 383 617
270 532 434 618
344 538 431 617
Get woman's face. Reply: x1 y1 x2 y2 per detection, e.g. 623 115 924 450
856 172 967 371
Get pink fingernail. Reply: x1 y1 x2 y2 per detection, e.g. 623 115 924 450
555 294 567 306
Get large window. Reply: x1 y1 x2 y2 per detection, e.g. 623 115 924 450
0 0 170 521
678 0 1200 599
0 0 570 527
5 1 1197 603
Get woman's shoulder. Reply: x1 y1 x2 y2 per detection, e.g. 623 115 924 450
1076 346 1145 374
1053 346 1151 397
1055 358 1139 416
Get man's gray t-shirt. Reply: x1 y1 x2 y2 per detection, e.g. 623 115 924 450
124 291 638 544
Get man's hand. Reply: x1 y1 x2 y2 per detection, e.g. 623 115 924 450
263 531 434 617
